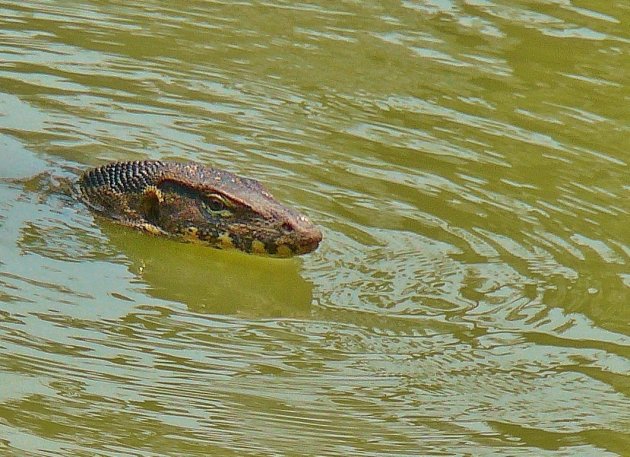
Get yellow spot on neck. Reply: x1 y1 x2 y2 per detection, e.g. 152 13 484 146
251 240 267 254
184 226 199 241
276 245 292 257
141 223 164 236
144 185 164 203
218 233 234 249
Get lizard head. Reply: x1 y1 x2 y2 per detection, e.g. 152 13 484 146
141 162 322 257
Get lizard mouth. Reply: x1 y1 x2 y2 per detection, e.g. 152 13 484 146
295 227 323 255
273 215 323 256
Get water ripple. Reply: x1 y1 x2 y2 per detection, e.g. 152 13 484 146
0 0 629 455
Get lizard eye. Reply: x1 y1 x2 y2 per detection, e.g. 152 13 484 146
201 194 231 215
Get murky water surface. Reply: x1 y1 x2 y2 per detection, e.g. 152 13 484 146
0 1 628 455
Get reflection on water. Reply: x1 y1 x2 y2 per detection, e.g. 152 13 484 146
104 225 314 317
0 0 629 455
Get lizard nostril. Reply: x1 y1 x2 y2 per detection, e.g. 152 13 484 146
282 222 295 232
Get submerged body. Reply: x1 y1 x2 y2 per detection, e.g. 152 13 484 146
76 160 322 257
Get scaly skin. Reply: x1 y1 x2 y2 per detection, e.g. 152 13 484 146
75 160 322 256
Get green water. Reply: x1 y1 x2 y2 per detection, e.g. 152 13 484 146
0 1 628 455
